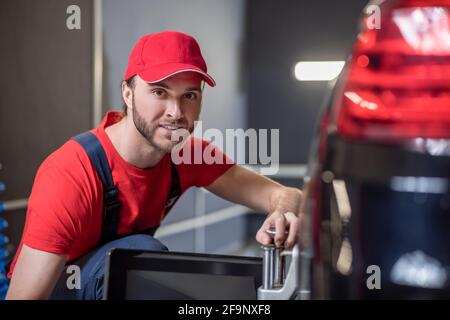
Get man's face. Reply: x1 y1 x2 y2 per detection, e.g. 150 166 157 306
126 73 203 152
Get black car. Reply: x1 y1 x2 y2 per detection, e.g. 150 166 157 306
302 0 450 299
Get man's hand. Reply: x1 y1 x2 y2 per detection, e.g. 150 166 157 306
256 187 304 249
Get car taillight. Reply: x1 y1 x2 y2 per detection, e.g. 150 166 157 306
333 0 450 142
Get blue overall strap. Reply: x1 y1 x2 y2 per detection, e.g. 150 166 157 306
72 132 121 245
164 161 181 215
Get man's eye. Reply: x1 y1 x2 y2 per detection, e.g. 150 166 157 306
184 92 197 100
152 89 166 97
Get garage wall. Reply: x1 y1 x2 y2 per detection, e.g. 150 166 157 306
245 0 369 163
0 0 93 254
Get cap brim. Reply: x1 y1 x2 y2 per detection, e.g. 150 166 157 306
138 63 216 87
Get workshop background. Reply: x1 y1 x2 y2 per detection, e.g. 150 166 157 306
0 0 369 264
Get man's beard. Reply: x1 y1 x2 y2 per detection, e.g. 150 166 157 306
131 95 190 153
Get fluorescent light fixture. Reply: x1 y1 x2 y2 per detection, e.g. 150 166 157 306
294 61 345 81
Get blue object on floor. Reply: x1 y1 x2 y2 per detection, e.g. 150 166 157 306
0 181 8 300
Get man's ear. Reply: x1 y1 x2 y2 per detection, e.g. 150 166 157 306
121 81 134 109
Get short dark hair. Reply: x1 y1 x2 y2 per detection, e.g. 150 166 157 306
121 76 136 116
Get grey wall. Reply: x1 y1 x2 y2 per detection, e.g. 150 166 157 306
245 0 369 164
102 0 247 132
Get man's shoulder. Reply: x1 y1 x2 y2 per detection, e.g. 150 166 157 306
46 135 91 166
38 132 98 184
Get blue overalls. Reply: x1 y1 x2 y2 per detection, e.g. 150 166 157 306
49 132 181 300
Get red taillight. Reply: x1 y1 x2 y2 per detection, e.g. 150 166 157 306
334 0 450 142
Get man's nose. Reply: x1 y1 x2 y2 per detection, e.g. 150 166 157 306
166 99 183 120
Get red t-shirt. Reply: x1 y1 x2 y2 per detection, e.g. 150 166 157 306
8 111 234 278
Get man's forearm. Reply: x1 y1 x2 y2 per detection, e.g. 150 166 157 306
206 165 303 216
206 165 285 213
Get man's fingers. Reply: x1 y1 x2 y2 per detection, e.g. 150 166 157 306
256 230 272 245
274 213 287 246
256 216 273 245
255 211 301 247
284 212 300 248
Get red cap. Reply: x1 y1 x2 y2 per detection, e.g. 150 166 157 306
123 31 216 87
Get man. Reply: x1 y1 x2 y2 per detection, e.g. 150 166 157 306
6 31 303 300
